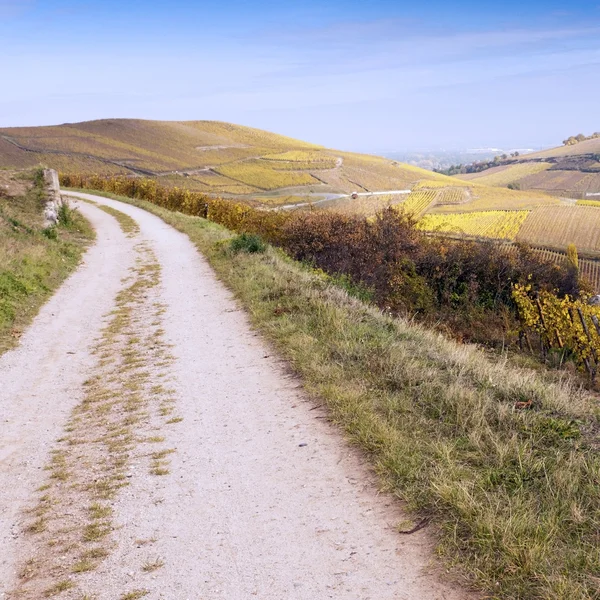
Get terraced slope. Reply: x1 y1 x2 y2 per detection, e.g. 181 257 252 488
0 119 456 202
454 136 600 198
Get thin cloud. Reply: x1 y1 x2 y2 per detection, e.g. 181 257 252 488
0 0 34 18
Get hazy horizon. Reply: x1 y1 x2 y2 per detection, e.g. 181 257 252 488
1 0 599 152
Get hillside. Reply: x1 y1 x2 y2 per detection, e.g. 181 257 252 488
456 136 600 199
0 119 463 204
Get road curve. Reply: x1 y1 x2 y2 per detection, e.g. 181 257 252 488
2 192 471 599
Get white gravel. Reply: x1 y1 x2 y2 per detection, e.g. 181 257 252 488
3 192 473 599
0 200 135 594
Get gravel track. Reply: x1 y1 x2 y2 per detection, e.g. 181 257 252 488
0 201 135 594
2 192 471 599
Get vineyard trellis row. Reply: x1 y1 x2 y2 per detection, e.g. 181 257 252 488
516 247 600 294
512 284 600 380
418 210 530 240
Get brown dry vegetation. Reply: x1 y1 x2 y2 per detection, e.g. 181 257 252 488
62 175 579 349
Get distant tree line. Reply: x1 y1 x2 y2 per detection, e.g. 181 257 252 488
435 152 520 176
563 132 600 146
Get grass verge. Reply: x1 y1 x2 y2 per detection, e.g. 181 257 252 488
65 189 600 599
0 172 94 355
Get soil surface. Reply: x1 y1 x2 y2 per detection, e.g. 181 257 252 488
0 192 473 599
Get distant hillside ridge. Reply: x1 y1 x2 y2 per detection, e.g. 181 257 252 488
0 118 461 205
454 134 600 198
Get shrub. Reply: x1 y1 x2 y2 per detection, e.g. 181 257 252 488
58 203 76 227
42 226 58 240
229 233 266 254
62 174 583 345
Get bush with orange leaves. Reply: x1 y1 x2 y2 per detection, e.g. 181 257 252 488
61 174 583 346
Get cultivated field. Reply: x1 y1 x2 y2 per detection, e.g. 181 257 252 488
0 119 468 203
214 161 319 190
458 162 552 187
419 210 530 240
577 199 600 208
525 136 600 159
517 206 600 254
518 170 600 196
453 137 600 199
430 182 557 213
400 190 438 216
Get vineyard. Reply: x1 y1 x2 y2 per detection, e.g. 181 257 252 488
418 210 530 240
577 199 600 208
399 190 438 216
435 187 470 205
1 119 477 200
460 162 552 187
213 161 319 190
432 182 557 213
261 150 338 170
413 180 459 189
320 193 408 217
526 248 600 292
513 284 600 380
517 206 600 254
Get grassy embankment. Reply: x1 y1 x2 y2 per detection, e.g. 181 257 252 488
66 189 600 600
0 171 94 354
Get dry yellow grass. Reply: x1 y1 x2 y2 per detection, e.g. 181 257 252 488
419 210 530 240
517 206 600 254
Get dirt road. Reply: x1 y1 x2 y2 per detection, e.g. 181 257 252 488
0 192 470 599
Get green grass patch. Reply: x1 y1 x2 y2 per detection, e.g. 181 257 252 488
65 188 600 599
229 232 266 254
0 173 94 355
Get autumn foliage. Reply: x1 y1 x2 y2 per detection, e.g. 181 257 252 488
61 174 582 345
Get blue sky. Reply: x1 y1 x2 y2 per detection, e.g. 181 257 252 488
1 1 599 151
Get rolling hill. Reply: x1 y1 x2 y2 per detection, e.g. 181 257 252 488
456 136 600 199
0 119 464 203
7 118 599 287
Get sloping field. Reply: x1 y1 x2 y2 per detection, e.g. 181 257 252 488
430 182 557 213
458 162 552 187
0 119 474 202
454 137 600 198
401 190 438 216
525 136 600 159
517 206 600 254
320 193 410 216
518 170 600 195
419 210 530 240
214 161 319 190
0 120 319 174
